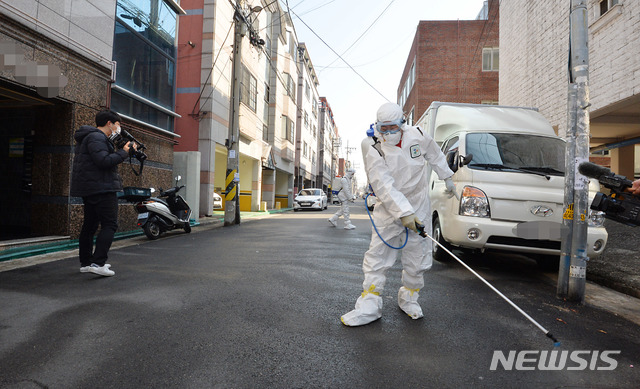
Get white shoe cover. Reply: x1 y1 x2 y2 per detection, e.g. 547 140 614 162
398 286 423 320
344 223 356 230
328 218 337 227
341 294 382 326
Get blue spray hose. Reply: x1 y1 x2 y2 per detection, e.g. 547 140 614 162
364 193 408 250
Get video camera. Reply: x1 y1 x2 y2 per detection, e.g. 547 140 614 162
578 162 640 226
110 129 148 176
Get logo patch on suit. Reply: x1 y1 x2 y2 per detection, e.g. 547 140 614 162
410 144 421 158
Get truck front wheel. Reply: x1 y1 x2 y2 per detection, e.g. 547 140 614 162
432 217 453 263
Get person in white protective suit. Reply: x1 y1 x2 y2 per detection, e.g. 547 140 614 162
341 102 458 326
328 169 356 230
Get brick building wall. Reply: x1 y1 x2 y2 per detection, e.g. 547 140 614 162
399 0 499 123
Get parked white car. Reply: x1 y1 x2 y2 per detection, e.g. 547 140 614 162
417 102 608 270
294 188 327 211
213 192 223 210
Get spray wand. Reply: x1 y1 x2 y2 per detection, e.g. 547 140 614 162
415 222 561 347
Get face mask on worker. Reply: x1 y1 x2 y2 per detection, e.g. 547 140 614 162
377 122 402 144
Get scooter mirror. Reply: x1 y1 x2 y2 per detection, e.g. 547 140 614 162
150 188 155 193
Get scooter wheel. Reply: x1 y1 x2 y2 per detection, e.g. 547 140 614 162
183 222 191 233
144 221 162 240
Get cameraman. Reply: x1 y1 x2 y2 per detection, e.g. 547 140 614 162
71 109 136 277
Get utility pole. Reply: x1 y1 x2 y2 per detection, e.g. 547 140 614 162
344 141 356 169
224 0 265 226
558 0 590 303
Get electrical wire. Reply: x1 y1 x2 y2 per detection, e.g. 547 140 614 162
192 17 236 117
319 0 396 74
288 8 390 102
458 0 502 98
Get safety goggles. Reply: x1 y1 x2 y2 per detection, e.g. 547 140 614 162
375 119 403 134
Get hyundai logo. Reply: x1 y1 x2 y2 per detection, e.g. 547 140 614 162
530 205 553 217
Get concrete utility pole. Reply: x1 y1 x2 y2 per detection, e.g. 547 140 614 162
224 0 264 226
345 141 356 169
558 0 591 303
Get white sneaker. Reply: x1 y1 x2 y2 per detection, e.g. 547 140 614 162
344 223 356 230
80 263 111 273
85 263 115 277
328 218 337 227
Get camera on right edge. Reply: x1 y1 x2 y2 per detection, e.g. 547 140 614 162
579 162 640 227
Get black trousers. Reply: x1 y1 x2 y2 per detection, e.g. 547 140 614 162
79 192 119 267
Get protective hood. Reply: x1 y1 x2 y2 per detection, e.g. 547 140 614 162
376 102 404 123
345 169 355 178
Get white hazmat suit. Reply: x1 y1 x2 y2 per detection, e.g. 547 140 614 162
341 102 456 326
329 169 356 230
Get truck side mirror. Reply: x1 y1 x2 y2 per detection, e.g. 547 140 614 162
460 153 473 167
446 150 459 173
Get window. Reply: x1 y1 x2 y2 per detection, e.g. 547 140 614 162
312 151 316 165
312 98 318 117
599 0 619 16
240 65 257 111
304 111 309 128
263 100 269 134
263 124 268 142
482 47 499 71
282 115 294 142
305 80 310 100
264 82 270 102
303 141 308 157
283 72 296 101
112 0 179 131
288 32 296 57
466 133 565 174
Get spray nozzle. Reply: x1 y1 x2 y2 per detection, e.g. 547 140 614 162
415 222 427 238
366 123 375 137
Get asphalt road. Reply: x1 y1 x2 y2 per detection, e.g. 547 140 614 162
1 201 639 388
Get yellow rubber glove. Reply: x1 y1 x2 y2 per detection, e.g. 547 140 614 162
400 214 422 233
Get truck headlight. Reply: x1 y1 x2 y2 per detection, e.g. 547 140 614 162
588 210 605 227
459 186 490 217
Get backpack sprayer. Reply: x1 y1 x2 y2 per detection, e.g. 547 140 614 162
363 124 560 346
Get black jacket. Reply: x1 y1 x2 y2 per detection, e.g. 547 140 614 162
70 125 129 197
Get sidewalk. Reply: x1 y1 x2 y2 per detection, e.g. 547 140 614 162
587 220 640 299
0 208 291 271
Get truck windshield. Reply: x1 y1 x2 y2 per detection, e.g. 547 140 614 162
466 133 565 176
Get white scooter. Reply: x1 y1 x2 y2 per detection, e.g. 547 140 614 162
134 176 192 240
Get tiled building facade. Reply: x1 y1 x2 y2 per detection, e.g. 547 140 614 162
500 0 640 178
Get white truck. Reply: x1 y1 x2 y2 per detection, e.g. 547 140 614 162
416 102 608 269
